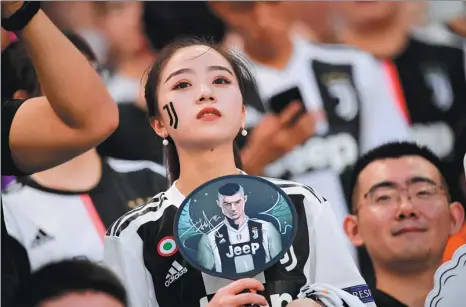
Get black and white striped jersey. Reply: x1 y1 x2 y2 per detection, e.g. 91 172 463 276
197 217 282 275
104 176 376 307
2 158 167 272
237 39 410 263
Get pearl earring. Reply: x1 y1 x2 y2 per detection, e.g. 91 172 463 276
241 128 248 136
162 138 169 146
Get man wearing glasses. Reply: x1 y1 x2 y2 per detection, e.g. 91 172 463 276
343 141 464 307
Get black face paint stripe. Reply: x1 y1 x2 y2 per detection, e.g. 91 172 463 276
169 101 178 129
162 102 178 129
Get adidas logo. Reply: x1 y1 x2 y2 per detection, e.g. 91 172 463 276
31 229 54 248
164 261 187 287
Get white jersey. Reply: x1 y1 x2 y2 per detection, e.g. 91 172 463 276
103 176 377 307
2 158 166 272
239 38 410 261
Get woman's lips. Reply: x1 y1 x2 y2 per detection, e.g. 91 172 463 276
196 107 222 121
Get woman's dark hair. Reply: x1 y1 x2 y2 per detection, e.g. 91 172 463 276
144 36 257 184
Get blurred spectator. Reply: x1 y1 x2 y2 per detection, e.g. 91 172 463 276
40 2 100 33
41 1 109 64
1 3 118 306
344 142 464 307
95 1 165 163
448 10 466 39
2 33 166 274
280 1 338 43
413 1 466 47
14 259 126 307
95 1 155 106
210 1 409 262
334 0 466 275
142 1 226 50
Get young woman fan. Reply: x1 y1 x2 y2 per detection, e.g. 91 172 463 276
104 37 374 307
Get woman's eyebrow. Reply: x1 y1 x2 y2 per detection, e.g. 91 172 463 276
164 68 193 84
164 65 233 84
208 65 233 76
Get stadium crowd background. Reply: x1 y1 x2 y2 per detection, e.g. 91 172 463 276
2 1 466 307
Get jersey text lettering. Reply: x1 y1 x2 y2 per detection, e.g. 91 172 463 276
225 242 260 258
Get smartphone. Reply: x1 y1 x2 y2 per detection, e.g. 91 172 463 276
268 87 307 125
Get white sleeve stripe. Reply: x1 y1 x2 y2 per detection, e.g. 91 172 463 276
275 182 325 204
115 204 177 241
108 193 165 236
298 197 316 293
109 194 169 237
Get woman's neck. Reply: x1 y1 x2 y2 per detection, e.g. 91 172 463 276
30 149 102 192
338 15 410 59
242 35 294 70
175 144 240 197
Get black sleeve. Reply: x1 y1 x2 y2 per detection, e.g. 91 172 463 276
1 98 29 176
97 103 164 164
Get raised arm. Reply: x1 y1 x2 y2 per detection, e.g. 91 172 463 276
2 2 118 174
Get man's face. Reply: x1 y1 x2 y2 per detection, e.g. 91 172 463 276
335 1 402 29
217 193 247 220
347 156 464 270
209 2 287 44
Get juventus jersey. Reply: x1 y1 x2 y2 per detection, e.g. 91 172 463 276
382 37 466 204
2 158 167 272
197 217 282 275
239 39 409 260
104 176 376 307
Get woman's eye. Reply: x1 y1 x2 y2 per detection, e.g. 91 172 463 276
213 77 231 85
173 82 191 90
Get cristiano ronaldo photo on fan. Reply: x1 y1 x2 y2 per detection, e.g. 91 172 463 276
197 183 282 275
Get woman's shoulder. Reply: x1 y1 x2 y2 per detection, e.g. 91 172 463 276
106 191 175 239
260 176 327 204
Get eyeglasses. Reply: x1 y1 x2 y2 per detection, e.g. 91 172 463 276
363 181 446 210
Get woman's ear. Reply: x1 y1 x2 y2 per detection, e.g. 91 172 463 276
150 117 167 139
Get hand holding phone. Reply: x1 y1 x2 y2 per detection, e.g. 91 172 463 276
242 101 324 175
268 87 307 125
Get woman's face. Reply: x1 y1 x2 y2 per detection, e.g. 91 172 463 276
153 45 245 149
